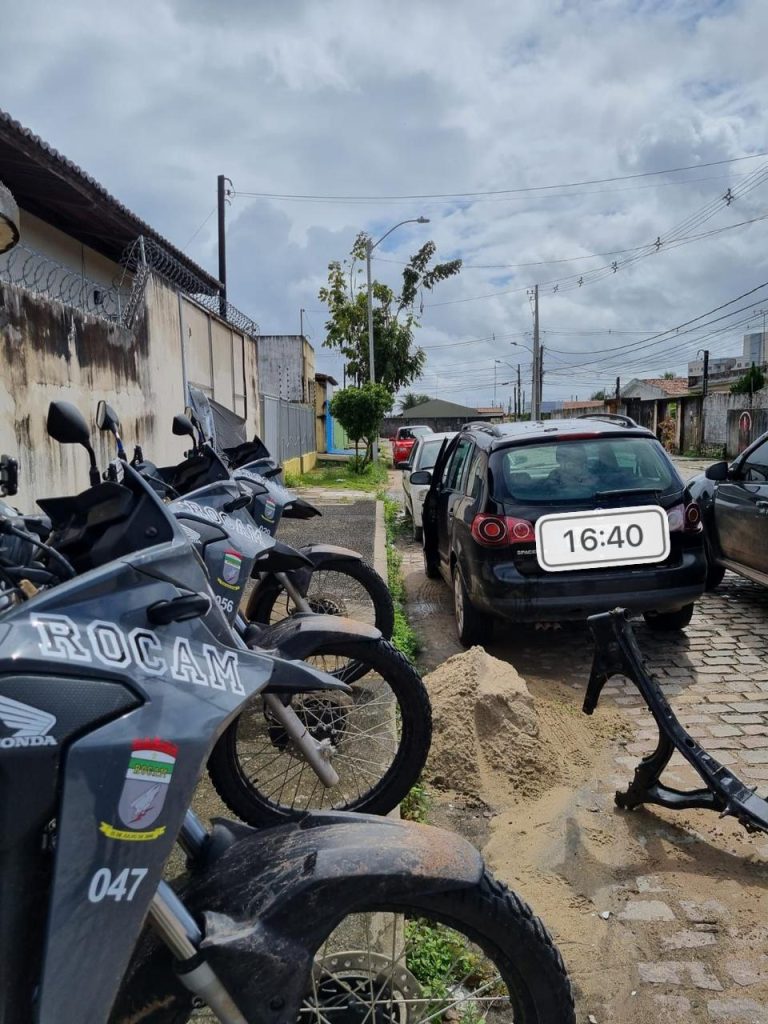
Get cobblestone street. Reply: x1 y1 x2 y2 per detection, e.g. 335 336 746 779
390 462 768 1023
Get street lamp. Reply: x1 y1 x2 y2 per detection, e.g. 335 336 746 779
365 217 430 461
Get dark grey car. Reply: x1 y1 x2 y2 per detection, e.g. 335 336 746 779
688 428 768 589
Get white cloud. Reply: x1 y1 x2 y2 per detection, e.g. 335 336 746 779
3 0 768 403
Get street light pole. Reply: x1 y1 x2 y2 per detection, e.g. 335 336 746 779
365 216 429 462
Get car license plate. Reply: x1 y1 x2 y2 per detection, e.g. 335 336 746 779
535 505 670 572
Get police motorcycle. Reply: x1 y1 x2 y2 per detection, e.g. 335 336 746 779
0 404 575 1024
176 393 395 647
0 403 430 829
90 402 431 826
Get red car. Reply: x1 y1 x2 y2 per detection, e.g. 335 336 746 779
392 425 433 466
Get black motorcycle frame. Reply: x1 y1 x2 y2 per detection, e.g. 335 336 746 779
586 609 768 835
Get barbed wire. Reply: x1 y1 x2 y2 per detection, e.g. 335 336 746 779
0 241 129 320
0 233 261 341
120 237 260 337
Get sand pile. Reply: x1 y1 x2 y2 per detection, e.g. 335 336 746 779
424 646 557 804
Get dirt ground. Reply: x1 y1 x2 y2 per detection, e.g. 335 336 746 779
391 469 768 1024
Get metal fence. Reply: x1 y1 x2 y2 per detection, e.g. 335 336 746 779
260 394 316 462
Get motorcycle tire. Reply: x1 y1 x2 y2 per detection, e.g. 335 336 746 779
245 557 395 685
111 869 575 1024
207 637 431 826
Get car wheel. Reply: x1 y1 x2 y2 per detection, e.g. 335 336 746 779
412 520 423 543
643 603 694 632
453 567 492 647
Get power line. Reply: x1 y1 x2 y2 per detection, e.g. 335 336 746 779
375 211 768 272
181 206 217 249
230 152 768 203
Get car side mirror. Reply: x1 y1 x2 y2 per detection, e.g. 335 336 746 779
409 470 432 485
96 400 121 436
47 401 100 486
705 461 730 481
172 413 196 440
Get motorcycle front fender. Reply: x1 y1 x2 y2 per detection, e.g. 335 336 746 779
280 543 365 596
252 612 381 674
183 813 484 1023
281 497 322 519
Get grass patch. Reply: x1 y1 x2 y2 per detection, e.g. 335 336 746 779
383 497 421 661
400 781 430 823
404 919 501 1008
284 460 388 492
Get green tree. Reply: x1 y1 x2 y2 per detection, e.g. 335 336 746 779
662 371 675 380
590 389 606 401
329 383 393 468
399 392 430 412
319 234 461 392
730 365 765 395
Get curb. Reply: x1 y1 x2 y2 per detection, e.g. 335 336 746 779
374 499 387 580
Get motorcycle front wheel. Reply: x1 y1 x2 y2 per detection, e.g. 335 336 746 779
245 557 395 684
207 638 431 826
112 870 575 1024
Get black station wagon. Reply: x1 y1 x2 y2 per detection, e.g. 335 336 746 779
415 416 707 646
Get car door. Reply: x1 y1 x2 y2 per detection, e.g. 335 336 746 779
436 438 475 572
714 435 768 574
401 440 419 511
422 435 459 568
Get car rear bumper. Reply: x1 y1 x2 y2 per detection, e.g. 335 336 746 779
467 549 707 621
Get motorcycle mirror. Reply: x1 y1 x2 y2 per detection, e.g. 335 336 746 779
47 401 92 446
172 413 196 440
47 401 101 486
96 400 121 435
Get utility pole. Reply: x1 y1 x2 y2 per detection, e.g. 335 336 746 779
531 284 540 420
615 376 621 405
300 308 305 338
700 349 709 451
517 364 521 420
539 343 544 416
217 174 232 320
493 361 497 407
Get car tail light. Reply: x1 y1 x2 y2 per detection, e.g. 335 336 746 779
667 502 702 532
685 502 702 530
471 514 535 547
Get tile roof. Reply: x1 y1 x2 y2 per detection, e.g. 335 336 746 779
639 377 690 396
394 398 484 418
0 109 220 291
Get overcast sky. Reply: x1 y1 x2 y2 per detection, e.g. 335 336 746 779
5 0 768 408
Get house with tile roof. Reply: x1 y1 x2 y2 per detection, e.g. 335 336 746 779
621 377 689 400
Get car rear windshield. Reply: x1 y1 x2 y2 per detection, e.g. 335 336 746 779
416 438 446 470
490 436 681 504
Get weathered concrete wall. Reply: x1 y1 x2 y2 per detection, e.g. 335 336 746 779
0 276 188 508
178 293 257 426
0 274 260 509
704 389 768 450
257 334 315 403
